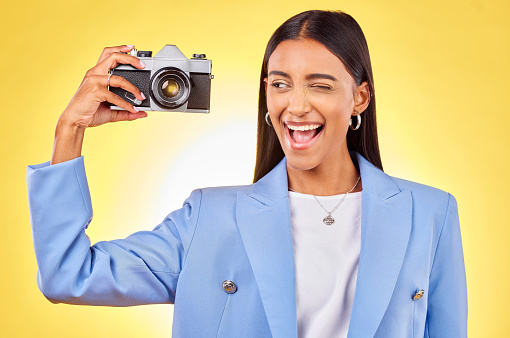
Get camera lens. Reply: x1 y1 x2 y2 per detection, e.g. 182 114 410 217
151 67 191 109
161 79 180 98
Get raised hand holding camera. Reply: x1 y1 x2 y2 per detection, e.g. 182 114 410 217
61 45 147 129
51 44 213 165
51 45 148 165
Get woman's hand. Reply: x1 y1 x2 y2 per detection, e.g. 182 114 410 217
51 45 147 165
61 45 148 129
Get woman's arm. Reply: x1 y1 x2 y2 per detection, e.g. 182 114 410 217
28 46 194 305
27 156 201 305
425 194 468 337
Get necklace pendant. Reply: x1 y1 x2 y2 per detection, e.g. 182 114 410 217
323 215 335 226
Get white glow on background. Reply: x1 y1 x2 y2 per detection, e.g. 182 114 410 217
155 118 256 213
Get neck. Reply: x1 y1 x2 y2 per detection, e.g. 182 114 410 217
287 150 362 196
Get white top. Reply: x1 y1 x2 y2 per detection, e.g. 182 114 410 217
288 190 362 338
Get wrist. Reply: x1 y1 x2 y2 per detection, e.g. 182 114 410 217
51 115 86 165
56 113 86 135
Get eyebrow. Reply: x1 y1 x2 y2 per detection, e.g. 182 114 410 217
268 70 338 81
307 73 338 81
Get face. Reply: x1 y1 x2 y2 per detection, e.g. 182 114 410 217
265 38 369 173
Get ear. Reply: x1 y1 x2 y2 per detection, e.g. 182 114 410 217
263 78 268 94
353 81 371 115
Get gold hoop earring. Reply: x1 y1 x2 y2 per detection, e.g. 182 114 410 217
349 112 361 131
265 112 273 127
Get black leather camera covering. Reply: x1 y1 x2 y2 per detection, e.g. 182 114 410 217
188 73 211 110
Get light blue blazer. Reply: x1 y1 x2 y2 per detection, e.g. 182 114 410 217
27 152 467 337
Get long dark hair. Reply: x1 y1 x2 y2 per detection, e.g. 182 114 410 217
253 10 383 182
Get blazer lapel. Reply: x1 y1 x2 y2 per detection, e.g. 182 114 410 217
347 153 413 337
235 153 412 338
236 158 298 338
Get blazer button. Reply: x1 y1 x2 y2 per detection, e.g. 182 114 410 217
222 280 237 294
413 289 425 301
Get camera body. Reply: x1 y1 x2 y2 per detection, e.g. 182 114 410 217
110 45 212 113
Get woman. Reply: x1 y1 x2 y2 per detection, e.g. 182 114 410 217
27 10 467 338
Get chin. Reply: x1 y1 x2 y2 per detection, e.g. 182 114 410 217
284 153 322 172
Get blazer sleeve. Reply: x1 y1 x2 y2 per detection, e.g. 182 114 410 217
425 193 468 337
27 156 201 306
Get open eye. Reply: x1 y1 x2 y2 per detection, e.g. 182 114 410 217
272 82 289 89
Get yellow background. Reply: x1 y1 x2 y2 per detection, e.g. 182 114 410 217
1 0 508 336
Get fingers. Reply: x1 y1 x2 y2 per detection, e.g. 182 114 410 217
110 110 149 123
107 75 145 101
104 90 140 114
79 74 145 114
97 45 134 65
90 51 145 76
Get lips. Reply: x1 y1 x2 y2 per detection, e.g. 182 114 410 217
285 122 324 150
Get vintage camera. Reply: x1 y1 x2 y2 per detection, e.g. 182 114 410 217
110 45 213 113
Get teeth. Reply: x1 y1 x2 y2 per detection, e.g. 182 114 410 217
287 124 322 131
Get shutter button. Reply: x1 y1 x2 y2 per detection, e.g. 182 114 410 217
222 280 237 294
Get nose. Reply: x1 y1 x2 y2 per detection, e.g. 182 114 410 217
288 87 311 117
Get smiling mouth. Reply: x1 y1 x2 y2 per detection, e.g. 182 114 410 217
285 123 324 148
